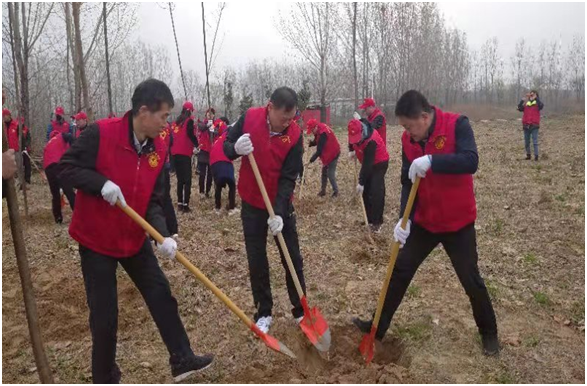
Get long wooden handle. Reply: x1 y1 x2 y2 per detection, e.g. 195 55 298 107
372 177 420 329
117 203 254 329
247 154 305 299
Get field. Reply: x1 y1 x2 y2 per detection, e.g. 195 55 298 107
2 114 585 383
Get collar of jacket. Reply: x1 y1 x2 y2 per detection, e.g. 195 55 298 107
125 111 155 155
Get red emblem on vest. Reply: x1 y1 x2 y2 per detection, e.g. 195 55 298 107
148 152 160 168
160 130 168 140
281 136 291 144
434 136 446 150
172 123 180 134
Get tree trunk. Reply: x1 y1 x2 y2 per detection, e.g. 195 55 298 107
72 2 92 119
352 2 359 108
66 2 81 112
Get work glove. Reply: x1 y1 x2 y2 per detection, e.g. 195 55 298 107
235 133 254 156
156 237 177 260
101 180 126 207
394 219 411 247
207 119 213 127
353 111 361 120
208 125 215 133
348 151 356 160
356 184 364 194
408 155 432 183
267 215 284 236
193 147 198 155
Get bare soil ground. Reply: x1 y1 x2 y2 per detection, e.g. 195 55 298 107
3 114 585 383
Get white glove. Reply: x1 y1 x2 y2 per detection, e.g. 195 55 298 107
356 184 364 194
408 155 432 183
208 125 215 132
207 119 213 127
101 180 126 207
22 150 29 156
348 151 356 160
235 133 254 156
267 215 284 236
193 148 198 154
394 219 411 247
156 237 177 259
353 111 361 120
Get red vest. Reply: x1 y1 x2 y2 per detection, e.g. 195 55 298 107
238 107 301 210
368 108 387 144
522 101 540 125
197 123 212 152
43 132 69 168
170 118 195 156
210 133 231 165
402 107 476 233
51 120 69 136
352 129 389 165
5 120 19 150
69 112 167 258
315 123 340 166
159 124 172 162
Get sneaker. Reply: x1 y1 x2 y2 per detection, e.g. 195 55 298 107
370 224 382 234
172 234 179 240
183 205 191 213
55 217 63 224
170 353 214 383
525 154 531 160
255 316 273 334
228 208 240 216
295 315 304 325
199 193 205 199
482 334 500 356
534 155 539 161
331 191 339 198
317 190 326 197
177 203 184 212
214 208 222 215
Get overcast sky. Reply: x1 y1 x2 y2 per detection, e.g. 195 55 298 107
134 2 585 79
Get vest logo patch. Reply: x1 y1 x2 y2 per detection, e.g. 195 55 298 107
434 136 446 150
148 152 160 168
160 130 168 140
172 123 180 134
281 136 291 144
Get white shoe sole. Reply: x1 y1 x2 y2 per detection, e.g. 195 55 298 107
173 362 212 383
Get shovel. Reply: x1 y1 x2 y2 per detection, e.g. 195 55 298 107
359 177 421 364
117 202 296 359
353 157 374 244
247 153 331 352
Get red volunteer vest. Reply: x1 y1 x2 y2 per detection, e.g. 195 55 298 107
402 107 476 233
522 101 540 125
197 122 212 152
51 120 69 136
159 124 172 163
170 118 195 156
69 112 167 257
352 129 389 165
315 123 340 166
5 120 19 150
210 133 231 165
43 132 69 168
238 107 301 210
368 108 387 144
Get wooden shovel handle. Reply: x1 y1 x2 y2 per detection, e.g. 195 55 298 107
117 202 254 329
247 154 305 299
372 177 421 329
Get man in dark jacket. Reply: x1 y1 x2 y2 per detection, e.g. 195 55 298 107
60 79 213 383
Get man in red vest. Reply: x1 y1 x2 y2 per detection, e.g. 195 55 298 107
171 101 198 212
517 90 544 161
3 109 32 184
307 118 341 197
348 118 389 233
210 117 238 215
43 130 75 223
223 87 306 334
196 108 216 198
60 79 213 383
74 111 88 138
46 106 71 141
359 97 387 145
353 90 498 356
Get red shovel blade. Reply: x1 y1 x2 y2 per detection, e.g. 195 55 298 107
250 324 296 359
60 194 66 208
358 326 376 364
299 297 331 352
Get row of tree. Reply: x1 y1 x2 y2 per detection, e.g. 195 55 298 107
2 2 585 151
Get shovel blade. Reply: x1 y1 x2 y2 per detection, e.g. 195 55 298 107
300 304 331 352
358 327 376 364
251 324 297 359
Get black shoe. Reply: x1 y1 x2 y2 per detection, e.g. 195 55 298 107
317 190 326 197
525 154 531 160
55 217 63 224
177 203 184 212
352 317 372 335
183 205 191 213
534 155 539 161
170 353 214 382
482 334 500 356
331 191 339 198
370 224 382 234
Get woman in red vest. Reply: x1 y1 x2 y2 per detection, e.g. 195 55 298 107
307 118 341 197
517 90 544 160
210 117 238 215
171 101 198 212
348 117 389 233
43 131 75 223
359 97 387 145
196 108 216 198
46 106 71 141
353 90 498 356
223 87 307 334
3 110 32 184
60 79 213 383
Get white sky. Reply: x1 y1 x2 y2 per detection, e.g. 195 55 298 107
134 1 585 79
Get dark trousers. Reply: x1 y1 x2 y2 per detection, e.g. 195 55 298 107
173 155 192 205
163 166 178 234
362 161 388 226
23 153 31 183
211 162 236 210
198 161 213 195
241 201 306 319
45 163 75 221
320 155 339 193
375 222 498 339
523 124 539 156
80 240 193 383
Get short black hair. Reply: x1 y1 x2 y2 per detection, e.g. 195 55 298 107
131 78 174 116
530 89 539 97
219 116 229 126
270 87 298 111
395 90 432 118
